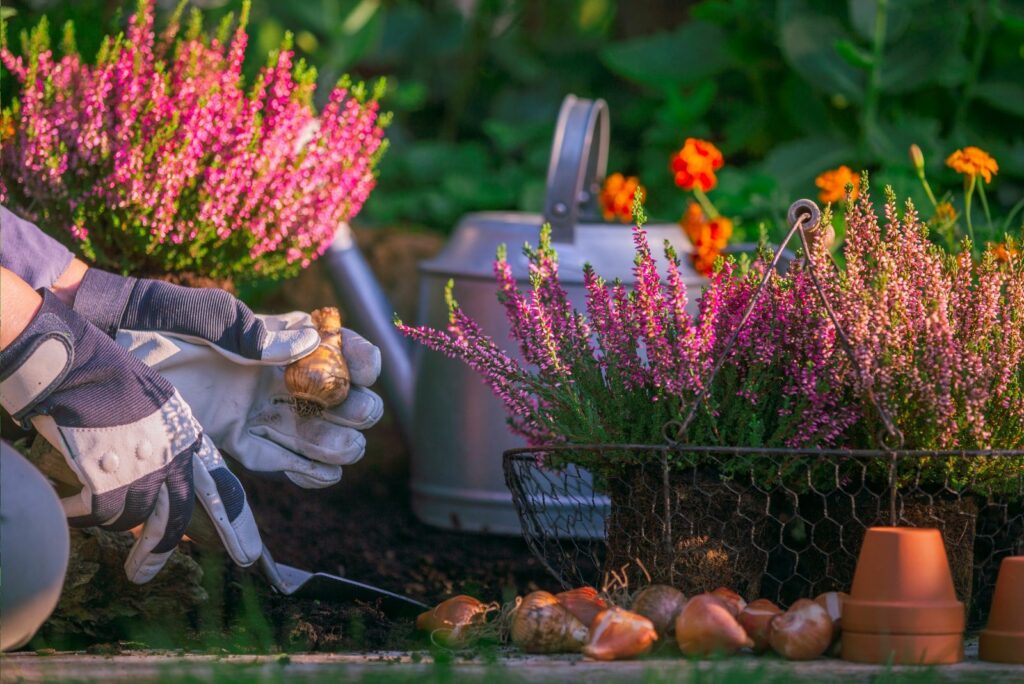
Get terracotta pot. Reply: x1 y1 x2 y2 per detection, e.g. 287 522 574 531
841 527 964 665
979 556 1024 664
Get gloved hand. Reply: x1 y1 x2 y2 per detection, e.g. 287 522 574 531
0 290 263 582
116 320 383 488
72 269 383 487
0 206 383 482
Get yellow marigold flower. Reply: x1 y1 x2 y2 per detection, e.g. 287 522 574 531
599 172 645 223
815 165 860 203
933 201 957 224
946 146 998 184
0 114 14 141
671 138 724 192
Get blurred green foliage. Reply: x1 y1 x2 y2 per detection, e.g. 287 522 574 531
4 0 1023 242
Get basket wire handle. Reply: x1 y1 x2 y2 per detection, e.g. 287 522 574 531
662 199 905 524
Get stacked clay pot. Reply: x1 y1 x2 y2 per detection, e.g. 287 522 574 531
842 527 965 665
979 556 1024 664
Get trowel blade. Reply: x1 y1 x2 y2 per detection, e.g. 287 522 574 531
282 565 428 617
258 548 426 617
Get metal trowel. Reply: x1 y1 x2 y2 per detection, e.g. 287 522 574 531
257 545 427 617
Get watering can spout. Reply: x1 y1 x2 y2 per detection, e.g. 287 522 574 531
323 224 415 440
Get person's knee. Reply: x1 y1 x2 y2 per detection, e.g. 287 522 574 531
1 441 69 651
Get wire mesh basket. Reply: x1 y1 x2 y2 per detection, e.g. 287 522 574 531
501 199 1024 629
504 445 1023 628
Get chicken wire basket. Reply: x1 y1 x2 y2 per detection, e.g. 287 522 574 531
504 445 1023 628
501 200 1024 629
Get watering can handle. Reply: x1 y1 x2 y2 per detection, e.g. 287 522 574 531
544 95 609 244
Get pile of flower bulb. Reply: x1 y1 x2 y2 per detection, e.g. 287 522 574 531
417 585 847 661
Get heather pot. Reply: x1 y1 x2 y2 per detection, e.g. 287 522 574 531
602 461 771 597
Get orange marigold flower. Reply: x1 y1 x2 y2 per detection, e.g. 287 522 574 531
692 247 720 277
599 172 645 223
671 138 724 192
815 165 859 203
933 201 957 224
679 202 732 275
680 201 705 243
990 243 1017 263
946 146 998 184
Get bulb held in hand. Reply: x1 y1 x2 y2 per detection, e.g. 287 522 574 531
285 307 351 415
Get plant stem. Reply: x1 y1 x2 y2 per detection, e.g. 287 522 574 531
964 174 976 246
1001 196 1024 233
861 0 888 148
693 187 719 219
916 172 939 209
977 180 993 232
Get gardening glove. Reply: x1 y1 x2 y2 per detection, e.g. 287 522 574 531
72 267 322 365
0 291 263 582
115 324 383 488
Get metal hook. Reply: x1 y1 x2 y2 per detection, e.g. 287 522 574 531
787 199 821 234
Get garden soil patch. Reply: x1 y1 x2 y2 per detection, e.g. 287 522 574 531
234 412 553 651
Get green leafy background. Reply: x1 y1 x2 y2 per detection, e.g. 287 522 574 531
4 0 1023 244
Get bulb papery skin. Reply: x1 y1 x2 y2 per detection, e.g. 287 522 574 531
813 591 847 634
581 607 658 661
512 591 590 654
631 585 687 636
556 586 608 628
416 595 488 646
710 587 747 618
738 598 783 653
769 599 834 660
285 307 351 408
675 593 753 657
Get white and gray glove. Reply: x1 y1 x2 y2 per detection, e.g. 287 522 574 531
69 269 383 487
117 316 383 488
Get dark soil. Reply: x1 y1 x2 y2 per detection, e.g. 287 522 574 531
228 410 552 651
603 464 772 599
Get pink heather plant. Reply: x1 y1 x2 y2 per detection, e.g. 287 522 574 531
396 212 857 472
0 0 388 282
823 180 1024 494
398 183 1021 496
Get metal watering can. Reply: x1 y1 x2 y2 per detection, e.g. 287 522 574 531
323 95 709 534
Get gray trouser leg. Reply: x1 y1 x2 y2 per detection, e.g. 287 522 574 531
1 440 69 651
